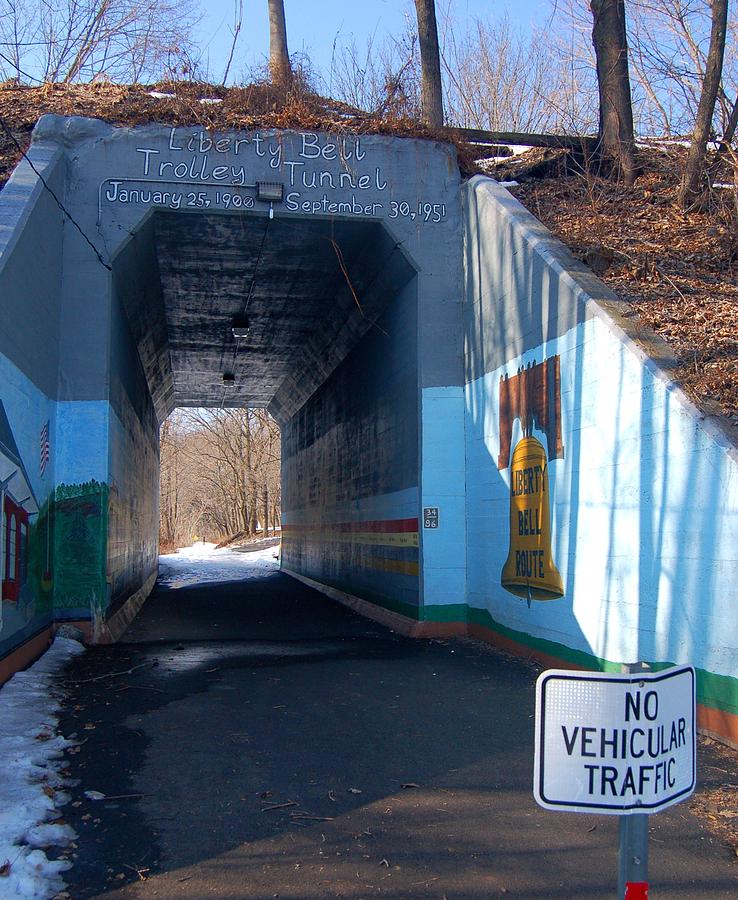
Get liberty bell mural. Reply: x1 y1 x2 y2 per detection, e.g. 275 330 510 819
498 357 564 602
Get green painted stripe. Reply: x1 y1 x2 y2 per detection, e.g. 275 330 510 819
314 586 737 720
420 603 738 718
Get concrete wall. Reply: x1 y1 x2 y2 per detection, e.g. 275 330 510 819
0 147 105 675
281 280 420 615
459 176 738 745
106 283 160 637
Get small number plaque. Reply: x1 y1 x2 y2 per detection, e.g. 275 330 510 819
423 507 439 528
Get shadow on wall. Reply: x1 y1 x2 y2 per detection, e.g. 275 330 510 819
463 178 737 731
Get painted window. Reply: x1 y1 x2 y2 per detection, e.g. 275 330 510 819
19 522 28 584
7 513 16 581
3 498 29 602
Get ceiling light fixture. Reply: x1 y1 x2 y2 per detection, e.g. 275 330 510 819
256 182 284 203
231 314 250 339
256 181 284 220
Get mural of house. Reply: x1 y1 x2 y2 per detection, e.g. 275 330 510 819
0 400 38 607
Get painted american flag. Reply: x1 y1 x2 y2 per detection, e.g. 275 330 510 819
40 420 50 475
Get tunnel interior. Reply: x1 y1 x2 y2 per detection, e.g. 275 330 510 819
114 210 418 421
108 208 421 626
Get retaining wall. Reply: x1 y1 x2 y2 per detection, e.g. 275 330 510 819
458 176 738 745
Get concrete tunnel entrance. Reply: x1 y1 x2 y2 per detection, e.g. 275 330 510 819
115 208 420 626
7 117 465 642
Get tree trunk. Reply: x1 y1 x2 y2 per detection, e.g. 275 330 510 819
719 92 738 151
414 0 444 128
590 0 637 186
680 0 729 206
267 0 292 89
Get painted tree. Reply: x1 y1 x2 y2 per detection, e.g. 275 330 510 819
414 0 444 127
267 0 292 88
590 0 637 184
679 0 729 206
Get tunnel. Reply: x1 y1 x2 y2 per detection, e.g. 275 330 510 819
1 113 736 746
112 207 424 633
0 116 466 645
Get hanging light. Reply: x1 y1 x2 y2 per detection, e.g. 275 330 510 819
231 314 250 339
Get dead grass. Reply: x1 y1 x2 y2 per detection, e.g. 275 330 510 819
505 149 738 421
0 79 480 176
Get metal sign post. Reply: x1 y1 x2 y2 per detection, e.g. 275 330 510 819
618 812 648 898
534 663 696 898
618 663 649 900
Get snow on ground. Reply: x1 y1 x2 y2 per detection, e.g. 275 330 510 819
0 635 85 898
158 541 279 589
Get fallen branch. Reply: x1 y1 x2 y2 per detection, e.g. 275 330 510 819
260 800 298 812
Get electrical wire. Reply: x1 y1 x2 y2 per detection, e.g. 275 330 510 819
0 114 111 271
220 210 272 408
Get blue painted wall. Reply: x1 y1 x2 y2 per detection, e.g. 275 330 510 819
460 176 738 739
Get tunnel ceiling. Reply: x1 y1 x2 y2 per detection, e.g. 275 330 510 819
119 210 416 422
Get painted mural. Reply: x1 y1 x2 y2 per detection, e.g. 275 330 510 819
52 481 108 615
0 401 40 623
0 366 110 667
498 358 564 602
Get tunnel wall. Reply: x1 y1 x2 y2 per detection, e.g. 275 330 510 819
460 176 738 745
281 280 420 615
0 148 100 678
105 285 160 639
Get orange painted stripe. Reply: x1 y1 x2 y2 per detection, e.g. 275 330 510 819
0 628 53 686
0 620 92 687
697 704 738 749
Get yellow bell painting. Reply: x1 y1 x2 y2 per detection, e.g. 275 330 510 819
498 358 564 602
500 435 563 600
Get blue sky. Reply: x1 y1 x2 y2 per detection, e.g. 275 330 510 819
194 0 551 85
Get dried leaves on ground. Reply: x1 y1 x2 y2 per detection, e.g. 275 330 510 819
689 736 738 856
0 79 479 178
502 149 738 421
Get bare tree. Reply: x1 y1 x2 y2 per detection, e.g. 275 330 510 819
590 0 638 184
679 0 729 205
221 0 243 85
0 0 200 84
159 408 281 548
441 13 597 133
267 0 292 88
329 25 420 118
414 0 444 127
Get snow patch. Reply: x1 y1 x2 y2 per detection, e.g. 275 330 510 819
0 635 84 898
158 541 279 589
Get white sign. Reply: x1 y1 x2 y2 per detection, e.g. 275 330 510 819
534 666 695 815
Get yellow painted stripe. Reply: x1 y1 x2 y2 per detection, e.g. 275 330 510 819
283 530 418 548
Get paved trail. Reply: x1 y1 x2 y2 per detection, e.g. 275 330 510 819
59 546 737 898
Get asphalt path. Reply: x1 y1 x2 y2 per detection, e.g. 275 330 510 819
57 553 737 898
